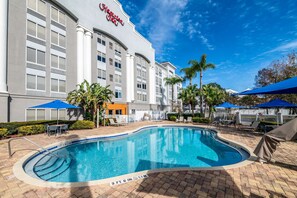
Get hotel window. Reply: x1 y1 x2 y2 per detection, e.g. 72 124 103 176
27 47 45 66
26 74 45 91
27 20 46 40
51 7 66 25
109 74 113 82
51 109 66 120
51 54 66 70
143 94 147 101
26 109 45 121
109 42 113 49
51 78 66 93
27 0 46 16
142 83 147 90
115 89 122 99
137 81 141 89
137 68 141 77
51 31 65 48
115 43 121 56
109 58 113 66
97 51 106 63
142 70 146 78
115 109 122 115
115 60 121 69
114 74 121 83
97 34 106 46
97 69 106 80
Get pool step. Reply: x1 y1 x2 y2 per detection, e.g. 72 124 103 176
34 157 72 181
34 157 59 172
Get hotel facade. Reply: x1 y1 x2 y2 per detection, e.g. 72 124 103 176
0 0 182 122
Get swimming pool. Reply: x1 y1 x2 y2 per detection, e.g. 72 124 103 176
20 126 250 184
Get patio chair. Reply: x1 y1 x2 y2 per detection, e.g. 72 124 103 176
239 121 260 131
116 117 127 125
47 125 59 136
60 124 69 134
185 117 192 123
109 119 120 126
176 116 184 123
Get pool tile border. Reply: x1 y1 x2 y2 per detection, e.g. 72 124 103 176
13 124 257 188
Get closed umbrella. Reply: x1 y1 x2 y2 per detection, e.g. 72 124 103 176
29 100 80 124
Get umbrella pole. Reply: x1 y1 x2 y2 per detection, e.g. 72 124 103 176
57 109 59 125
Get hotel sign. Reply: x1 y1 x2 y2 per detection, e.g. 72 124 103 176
99 3 124 27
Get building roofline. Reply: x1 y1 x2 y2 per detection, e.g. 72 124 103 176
93 28 128 50
160 62 177 69
135 53 151 64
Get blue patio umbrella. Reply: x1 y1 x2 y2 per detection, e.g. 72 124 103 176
255 99 297 108
238 76 297 95
215 102 243 109
29 100 79 124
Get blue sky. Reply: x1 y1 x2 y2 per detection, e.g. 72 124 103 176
118 0 297 91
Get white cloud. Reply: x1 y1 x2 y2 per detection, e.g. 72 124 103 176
262 40 297 55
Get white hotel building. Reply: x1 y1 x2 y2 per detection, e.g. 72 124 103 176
0 0 182 122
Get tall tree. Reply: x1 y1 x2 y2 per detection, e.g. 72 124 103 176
67 80 114 125
192 54 215 115
203 84 226 119
180 62 197 85
178 84 200 117
164 76 183 112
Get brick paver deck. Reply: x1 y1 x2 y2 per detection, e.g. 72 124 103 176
0 121 296 197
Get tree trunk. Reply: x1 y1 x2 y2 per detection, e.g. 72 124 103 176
190 78 192 86
191 102 194 117
200 71 203 116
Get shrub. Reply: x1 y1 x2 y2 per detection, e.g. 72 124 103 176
258 121 277 132
69 120 95 130
168 115 177 121
167 113 204 120
192 117 210 124
0 120 76 135
0 128 8 138
18 125 45 136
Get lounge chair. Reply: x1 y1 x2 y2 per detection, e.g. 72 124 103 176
109 119 120 126
185 117 192 123
176 116 184 123
60 124 69 134
116 118 127 125
239 121 260 131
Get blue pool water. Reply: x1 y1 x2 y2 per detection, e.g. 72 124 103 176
24 127 249 182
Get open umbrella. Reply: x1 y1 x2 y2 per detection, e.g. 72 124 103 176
215 102 243 108
29 100 80 124
238 76 297 95
255 99 297 108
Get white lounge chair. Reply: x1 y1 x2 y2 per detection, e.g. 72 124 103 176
116 117 127 125
185 117 192 123
176 116 184 123
109 119 120 126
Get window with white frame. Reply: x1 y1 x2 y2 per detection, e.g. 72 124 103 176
51 6 66 25
98 69 106 80
115 43 121 55
114 74 121 83
137 68 141 77
51 109 66 120
27 20 46 40
109 58 113 66
26 74 45 91
142 70 146 78
109 74 113 82
27 47 45 65
51 54 66 70
115 89 122 99
51 31 65 48
51 78 66 93
142 83 147 90
27 0 47 16
97 34 106 46
137 81 141 89
115 60 121 69
109 42 113 49
97 51 106 63
26 109 45 121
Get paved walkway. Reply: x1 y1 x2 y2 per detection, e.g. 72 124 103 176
0 121 296 197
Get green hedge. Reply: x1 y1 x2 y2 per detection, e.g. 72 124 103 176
0 120 76 135
0 128 8 138
18 125 45 136
192 117 210 124
69 120 95 130
168 115 177 121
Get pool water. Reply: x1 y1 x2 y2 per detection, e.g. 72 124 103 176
24 127 249 182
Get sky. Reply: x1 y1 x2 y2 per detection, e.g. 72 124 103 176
118 0 297 92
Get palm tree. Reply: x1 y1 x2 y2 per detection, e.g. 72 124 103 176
203 84 226 119
180 64 197 85
67 80 114 125
178 85 200 117
164 76 183 112
192 54 215 115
